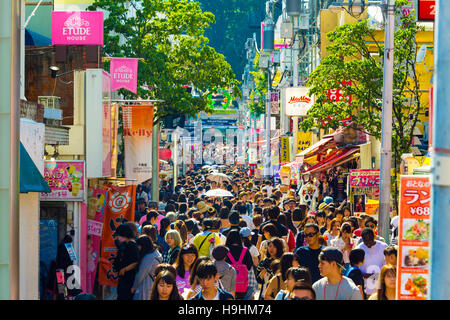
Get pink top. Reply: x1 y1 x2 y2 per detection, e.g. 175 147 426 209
139 213 165 229
176 270 191 294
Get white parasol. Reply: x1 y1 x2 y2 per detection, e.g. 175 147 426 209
205 189 234 197
207 172 231 183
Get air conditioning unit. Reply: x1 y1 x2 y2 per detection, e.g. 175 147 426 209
298 14 310 30
38 96 62 126
38 96 61 109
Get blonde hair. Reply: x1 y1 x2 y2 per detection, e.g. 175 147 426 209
165 229 182 248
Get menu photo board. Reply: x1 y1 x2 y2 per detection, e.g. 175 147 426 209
41 160 85 201
397 175 431 300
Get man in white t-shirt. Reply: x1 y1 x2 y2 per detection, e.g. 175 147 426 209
355 228 388 296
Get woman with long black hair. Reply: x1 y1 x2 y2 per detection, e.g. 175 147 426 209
131 235 162 300
173 244 198 296
149 270 183 300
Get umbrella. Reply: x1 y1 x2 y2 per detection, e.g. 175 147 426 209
207 172 231 183
205 189 234 197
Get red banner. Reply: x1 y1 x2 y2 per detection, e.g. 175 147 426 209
98 185 136 286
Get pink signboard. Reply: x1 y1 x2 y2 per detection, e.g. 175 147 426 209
110 57 139 94
349 169 380 187
52 11 104 45
41 160 85 201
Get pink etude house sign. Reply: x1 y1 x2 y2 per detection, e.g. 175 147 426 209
110 57 139 94
52 11 104 45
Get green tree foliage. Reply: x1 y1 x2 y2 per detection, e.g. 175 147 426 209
248 52 267 116
302 0 426 169
87 0 240 122
197 0 266 79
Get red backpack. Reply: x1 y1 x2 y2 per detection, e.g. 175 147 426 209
227 247 249 293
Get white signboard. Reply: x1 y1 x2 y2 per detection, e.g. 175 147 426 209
285 87 315 116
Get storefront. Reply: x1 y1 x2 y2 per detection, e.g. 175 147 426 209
39 160 86 299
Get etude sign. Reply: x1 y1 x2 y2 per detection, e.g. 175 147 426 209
52 11 104 45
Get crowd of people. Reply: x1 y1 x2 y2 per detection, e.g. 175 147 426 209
91 165 399 301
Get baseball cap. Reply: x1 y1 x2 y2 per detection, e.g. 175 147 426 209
240 227 254 238
318 202 331 211
319 247 345 270
323 196 334 204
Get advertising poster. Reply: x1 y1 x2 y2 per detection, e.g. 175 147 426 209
86 187 108 293
98 185 136 287
270 92 279 114
280 136 290 164
349 169 380 213
110 103 119 177
123 105 154 184
296 132 312 154
41 161 85 201
397 175 430 300
110 57 139 94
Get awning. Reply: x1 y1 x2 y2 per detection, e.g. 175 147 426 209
20 142 50 193
25 28 52 46
296 136 333 157
304 147 359 174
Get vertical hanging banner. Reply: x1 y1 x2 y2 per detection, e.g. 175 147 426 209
280 136 290 163
397 175 430 300
98 185 136 287
87 187 107 294
123 105 154 184
110 58 139 94
110 103 119 177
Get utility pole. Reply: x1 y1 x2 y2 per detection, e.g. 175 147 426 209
378 0 395 243
430 0 450 300
151 123 160 202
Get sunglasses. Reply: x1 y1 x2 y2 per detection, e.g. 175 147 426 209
366 224 376 229
304 232 318 238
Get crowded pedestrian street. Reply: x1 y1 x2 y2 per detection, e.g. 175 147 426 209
1 0 448 304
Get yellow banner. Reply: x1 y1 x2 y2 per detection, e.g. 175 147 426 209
297 132 312 154
280 136 290 163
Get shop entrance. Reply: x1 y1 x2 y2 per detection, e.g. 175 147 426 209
39 201 69 300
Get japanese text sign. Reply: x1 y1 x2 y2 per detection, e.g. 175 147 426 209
397 175 430 300
296 132 312 154
41 161 85 201
110 57 139 94
280 136 290 163
52 11 104 45
349 170 380 187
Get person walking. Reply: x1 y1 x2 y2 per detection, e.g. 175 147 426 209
131 235 162 300
174 244 198 297
294 223 324 283
149 270 183 300
368 264 397 300
313 247 362 300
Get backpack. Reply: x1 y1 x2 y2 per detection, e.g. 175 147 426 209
227 247 249 293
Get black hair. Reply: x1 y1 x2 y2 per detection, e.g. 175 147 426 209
269 238 284 259
196 261 218 280
316 210 326 218
189 257 211 286
149 270 182 300
225 230 242 247
136 235 156 267
361 227 375 238
291 282 316 300
159 218 171 238
146 210 159 222
303 223 319 233
219 207 230 219
262 223 278 237
349 248 365 266
280 253 301 281
175 244 199 278
286 267 312 286
268 205 280 220
365 216 378 226
178 203 188 214
383 245 398 257
141 220 151 228
253 206 263 215
177 214 188 221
